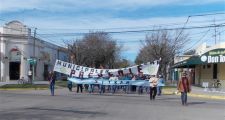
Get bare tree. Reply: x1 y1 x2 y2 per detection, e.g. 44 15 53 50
135 30 189 80
66 32 122 68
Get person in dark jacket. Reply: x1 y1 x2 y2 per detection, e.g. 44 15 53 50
48 71 56 96
77 72 83 93
67 80 73 92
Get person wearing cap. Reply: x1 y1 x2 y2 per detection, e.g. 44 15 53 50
177 72 191 106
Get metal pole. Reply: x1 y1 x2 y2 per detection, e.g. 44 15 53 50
32 28 37 84
33 28 36 58
32 63 34 84
0 32 1 82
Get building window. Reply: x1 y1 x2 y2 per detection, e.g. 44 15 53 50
207 64 211 69
203 65 206 69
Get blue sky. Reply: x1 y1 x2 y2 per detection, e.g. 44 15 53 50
0 0 225 62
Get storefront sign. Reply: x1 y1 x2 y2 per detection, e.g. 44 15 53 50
200 49 225 63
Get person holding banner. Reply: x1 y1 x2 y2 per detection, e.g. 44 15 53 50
149 75 158 100
48 71 56 96
131 75 137 92
67 80 73 92
77 72 84 93
157 75 165 96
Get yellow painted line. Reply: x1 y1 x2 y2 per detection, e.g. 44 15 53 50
188 93 225 100
162 90 225 100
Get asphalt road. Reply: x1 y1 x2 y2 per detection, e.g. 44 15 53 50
0 89 225 120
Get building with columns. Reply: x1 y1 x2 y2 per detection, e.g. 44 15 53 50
0 21 68 82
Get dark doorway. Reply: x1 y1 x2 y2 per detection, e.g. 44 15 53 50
192 70 195 84
9 62 20 80
213 64 217 79
44 64 49 80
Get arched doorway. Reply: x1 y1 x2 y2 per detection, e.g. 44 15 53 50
9 48 21 80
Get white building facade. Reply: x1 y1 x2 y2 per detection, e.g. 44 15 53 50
0 21 68 82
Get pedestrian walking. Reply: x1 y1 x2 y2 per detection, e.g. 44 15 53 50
149 75 158 100
77 72 83 93
157 75 165 96
177 72 191 106
67 80 73 92
48 71 56 96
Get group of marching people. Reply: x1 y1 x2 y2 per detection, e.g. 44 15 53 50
66 72 165 97
48 70 191 106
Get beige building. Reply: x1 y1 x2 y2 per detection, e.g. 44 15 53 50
0 21 68 82
173 42 225 88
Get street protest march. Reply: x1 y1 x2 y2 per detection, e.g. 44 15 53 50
53 59 164 87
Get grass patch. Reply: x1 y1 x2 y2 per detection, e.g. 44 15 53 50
0 84 49 89
163 86 177 89
55 80 68 87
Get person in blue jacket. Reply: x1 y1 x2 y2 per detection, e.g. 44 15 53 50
157 75 165 96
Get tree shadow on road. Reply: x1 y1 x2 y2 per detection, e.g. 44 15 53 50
0 107 107 120
26 107 106 115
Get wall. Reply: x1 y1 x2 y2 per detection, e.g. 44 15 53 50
200 64 213 81
195 65 201 85
0 21 68 82
218 63 225 88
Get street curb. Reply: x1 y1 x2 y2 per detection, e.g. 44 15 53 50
162 91 225 100
0 86 65 91
0 88 48 91
188 93 225 100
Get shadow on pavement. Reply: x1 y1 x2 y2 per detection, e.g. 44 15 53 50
187 102 206 105
0 107 106 120
26 107 106 115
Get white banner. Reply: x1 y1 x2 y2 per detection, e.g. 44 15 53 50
53 59 159 77
142 61 160 75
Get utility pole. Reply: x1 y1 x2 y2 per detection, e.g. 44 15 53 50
31 28 37 84
34 28 37 58
213 18 217 45
0 32 1 82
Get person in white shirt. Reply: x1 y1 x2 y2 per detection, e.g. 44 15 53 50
149 75 158 100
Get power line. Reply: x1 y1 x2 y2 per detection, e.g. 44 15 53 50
36 34 66 47
188 12 225 17
182 29 211 53
37 18 225 31
37 23 225 37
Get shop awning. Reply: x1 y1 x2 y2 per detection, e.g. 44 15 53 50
172 56 203 68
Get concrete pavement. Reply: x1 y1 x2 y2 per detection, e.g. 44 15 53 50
0 81 225 100
0 88 224 120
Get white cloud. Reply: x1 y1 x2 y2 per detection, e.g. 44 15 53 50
0 0 40 12
1 0 224 61
0 0 224 12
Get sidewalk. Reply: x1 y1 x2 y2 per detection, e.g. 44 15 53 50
0 81 49 86
163 85 225 100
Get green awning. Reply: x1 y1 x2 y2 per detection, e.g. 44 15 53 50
173 56 203 68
